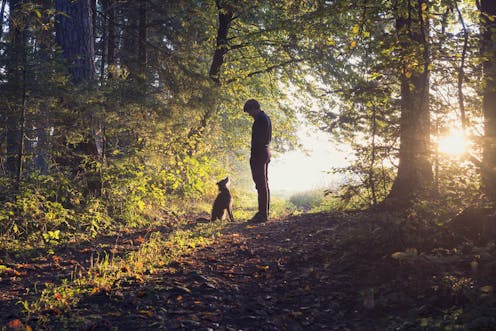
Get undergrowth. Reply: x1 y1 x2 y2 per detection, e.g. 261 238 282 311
19 218 228 329
322 208 496 331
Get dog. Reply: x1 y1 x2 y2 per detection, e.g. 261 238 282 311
211 177 235 222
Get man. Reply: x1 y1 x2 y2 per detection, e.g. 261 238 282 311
243 99 272 223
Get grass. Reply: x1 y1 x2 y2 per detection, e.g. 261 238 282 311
1 191 298 329
19 217 228 328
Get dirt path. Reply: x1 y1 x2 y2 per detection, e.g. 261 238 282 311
1 212 427 330
58 213 380 330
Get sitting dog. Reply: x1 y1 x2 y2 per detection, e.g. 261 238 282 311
211 177 235 222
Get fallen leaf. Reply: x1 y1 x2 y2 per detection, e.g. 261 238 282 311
174 285 191 293
7 319 24 329
106 311 122 317
113 290 125 299
290 311 303 317
480 285 493 293
138 310 154 318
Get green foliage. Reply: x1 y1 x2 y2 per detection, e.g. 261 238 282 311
289 190 324 211
79 198 112 237
0 0 304 244
42 230 60 245
0 176 76 240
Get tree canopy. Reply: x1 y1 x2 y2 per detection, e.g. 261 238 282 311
0 0 493 231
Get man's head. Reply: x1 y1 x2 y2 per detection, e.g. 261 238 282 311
243 99 261 118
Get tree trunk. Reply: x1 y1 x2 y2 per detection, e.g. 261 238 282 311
106 0 115 65
55 0 101 195
185 1 233 156
121 1 138 78
91 0 96 49
0 0 6 41
455 0 468 132
5 0 27 184
99 0 107 82
55 0 95 83
481 0 496 201
370 104 378 206
386 0 432 204
138 0 147 80
209 0 233 84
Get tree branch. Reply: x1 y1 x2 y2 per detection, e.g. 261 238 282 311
225 58 305 84
454 0 468 131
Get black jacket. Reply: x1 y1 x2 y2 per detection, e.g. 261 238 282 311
251 111 272 156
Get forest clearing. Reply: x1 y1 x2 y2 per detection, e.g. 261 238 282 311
2 0 496 330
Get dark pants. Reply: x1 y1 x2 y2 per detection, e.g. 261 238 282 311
250 149 270 218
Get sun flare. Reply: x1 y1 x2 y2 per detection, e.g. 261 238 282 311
437 129 469 157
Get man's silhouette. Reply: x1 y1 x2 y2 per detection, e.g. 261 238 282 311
243 99 272 223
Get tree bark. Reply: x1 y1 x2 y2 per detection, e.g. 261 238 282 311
386 0 432 204
0 0 6 41
121 1 138 78
209 0 233 84
5 0 27 183
99 0 107 82
455 0 468 132
91 0 96 49
55 0 101 195
55 0 95 83
138 0 147 80
107 0 115 66
186 0 233 154
481 0 496 201
370 103 378 206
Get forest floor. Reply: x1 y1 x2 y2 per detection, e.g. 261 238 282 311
1 211 496 330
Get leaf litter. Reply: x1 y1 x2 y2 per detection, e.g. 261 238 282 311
2 211 496 330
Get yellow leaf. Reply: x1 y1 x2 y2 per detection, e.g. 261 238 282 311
391 252 408 260
405 71 412 78
480 285 493 293
106 311 122 317
352 25 359 34
290 311 303 317
350 40 357 48
138 310 154 318
405 248 418 255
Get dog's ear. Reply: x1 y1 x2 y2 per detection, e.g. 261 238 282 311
216 177 230 186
